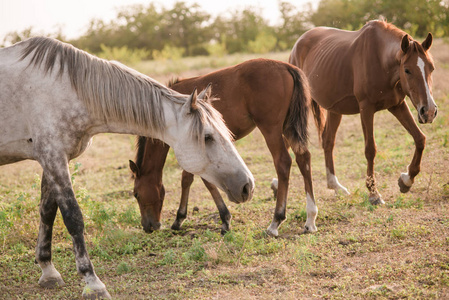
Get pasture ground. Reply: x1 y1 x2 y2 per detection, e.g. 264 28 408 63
1 40 449 299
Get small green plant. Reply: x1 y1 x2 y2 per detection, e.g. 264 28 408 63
160 249 177 265
70 161 82 185
183 239 207 262
116 262 132 275
390 225 408 240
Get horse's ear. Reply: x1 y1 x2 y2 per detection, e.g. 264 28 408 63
198 83 213 103
129 160 140 178
401 34 410 53
185 87 199 113
422 32 433 51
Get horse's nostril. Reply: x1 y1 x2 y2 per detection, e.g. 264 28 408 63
435 107 438 118
241 183 251 202
420 106 426 117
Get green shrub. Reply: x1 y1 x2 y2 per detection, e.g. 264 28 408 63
98 44 150 64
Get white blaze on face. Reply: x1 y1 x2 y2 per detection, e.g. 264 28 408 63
417 57 435 106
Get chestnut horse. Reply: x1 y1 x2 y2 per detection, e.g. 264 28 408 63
289 20 436 204
130 58 314 237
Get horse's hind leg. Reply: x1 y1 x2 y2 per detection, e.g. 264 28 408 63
36 172 65 288
292 147 318 233
388 101 426 193
259 130 292 237
171 170 194 230
38 156 110 299
201 178 232 235
323 111 350 195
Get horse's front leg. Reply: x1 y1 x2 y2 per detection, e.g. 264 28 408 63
171 170 194 230
323 111 350 195
360 105 384 205
201 178 232 235
39 156 110 299
388 101 426 193
36 172 65 288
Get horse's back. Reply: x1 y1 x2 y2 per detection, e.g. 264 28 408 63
171 59 297 139
290 23 392 113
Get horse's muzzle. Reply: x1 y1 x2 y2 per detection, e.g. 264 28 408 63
142 219 161 233
226 180 254 204
418 105 438 124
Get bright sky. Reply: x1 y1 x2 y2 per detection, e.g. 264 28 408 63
0 0 315 40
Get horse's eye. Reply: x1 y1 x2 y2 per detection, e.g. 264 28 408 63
405 68 411 75
205 134 214 143
134 192 139 200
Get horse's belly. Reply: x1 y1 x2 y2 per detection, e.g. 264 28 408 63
0 139 34 166
314 92 360 115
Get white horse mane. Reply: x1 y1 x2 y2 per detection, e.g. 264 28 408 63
19 37 231 143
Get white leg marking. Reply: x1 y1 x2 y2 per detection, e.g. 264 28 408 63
84 273 106 291
400 172 413 187
326 168 350 195
38 261 65 287
267 221 279 237
305 193 318 232
40 262 62 280
400 165 413 187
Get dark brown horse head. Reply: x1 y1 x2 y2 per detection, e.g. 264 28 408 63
129 159 163 232
398 33 437 123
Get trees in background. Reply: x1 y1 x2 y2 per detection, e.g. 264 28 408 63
2 0 449 58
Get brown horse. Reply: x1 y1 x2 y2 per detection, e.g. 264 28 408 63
289 20 436 204
130 58 314 236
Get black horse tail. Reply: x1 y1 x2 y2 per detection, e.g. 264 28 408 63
311 99 326 145
283 65 311 153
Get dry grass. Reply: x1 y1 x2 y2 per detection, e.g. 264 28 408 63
1 42 449 299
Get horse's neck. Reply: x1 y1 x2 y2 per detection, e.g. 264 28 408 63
87 98 179 147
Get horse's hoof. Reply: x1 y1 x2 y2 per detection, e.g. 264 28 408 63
304 224 317 233
398 177 411 193
82 287 112 299
266 225 279 237
171 223 181 231
220 224 230 236
38 275 65 289
369 194 385 205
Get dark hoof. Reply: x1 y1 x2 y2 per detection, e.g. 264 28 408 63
398 177 411 193
171 223 181 231
38 276 65 289
369 194 385 205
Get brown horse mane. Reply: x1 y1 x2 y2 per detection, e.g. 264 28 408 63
167 77 180 88
135 136 148 175
368 20 430 55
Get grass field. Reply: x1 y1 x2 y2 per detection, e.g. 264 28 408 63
0 41 449 299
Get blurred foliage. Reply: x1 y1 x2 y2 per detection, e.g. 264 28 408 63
98 44 150 64
2 0 449 60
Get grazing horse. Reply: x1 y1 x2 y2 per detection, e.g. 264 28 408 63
0 37 254 299
130 58 314 237
289 20 436 204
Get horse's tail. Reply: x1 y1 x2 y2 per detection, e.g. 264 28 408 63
283 65 311 153
311 99 326 144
